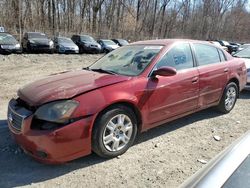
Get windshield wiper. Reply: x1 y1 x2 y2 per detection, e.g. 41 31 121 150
82 67 90 70
90 68 117 75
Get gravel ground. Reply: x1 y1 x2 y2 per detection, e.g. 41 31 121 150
0 54 249 188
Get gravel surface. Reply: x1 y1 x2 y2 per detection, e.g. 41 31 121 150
0 54 249 188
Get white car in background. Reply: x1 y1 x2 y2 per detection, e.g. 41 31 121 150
233 47 250 90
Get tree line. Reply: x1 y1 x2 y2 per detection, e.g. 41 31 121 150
0 0 249 42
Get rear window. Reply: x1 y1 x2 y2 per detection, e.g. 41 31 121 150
193 44 221 66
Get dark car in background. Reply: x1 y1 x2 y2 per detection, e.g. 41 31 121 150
22 32 54 53
111 39 129 46
217 40 239 54
53 37 79 54
97 39 119 53
71 34 101 54
0 32 22 54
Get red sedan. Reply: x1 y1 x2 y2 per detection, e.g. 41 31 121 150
7 39 247 164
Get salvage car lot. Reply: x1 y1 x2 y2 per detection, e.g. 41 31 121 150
0 54 250 187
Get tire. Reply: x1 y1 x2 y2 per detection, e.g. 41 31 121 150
92 105 138 158
217 82 238 113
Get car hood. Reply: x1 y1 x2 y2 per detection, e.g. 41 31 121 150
29 38 50 45
18 70 130 107
242 58 250 69
59 42 78 48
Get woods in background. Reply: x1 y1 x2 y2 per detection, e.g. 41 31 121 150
0 0 249 42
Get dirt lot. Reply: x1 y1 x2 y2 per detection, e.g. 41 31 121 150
0 54 250 188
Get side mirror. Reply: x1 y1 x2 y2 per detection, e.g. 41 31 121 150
152 66 177 77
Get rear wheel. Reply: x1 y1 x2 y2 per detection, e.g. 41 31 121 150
217 82 238 113
92 106 137 158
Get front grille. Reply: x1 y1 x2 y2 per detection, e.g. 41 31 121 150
8 99 33 132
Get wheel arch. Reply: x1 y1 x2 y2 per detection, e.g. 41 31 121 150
91 100 143 133
228 77 240 97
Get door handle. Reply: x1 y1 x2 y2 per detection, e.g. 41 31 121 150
224 68 229 73
192 77 199 83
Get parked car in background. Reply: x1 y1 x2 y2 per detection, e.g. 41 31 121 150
111 39 129 46
0 32 22 54
97 39 119 53
233 47 250 90
237 44 250 52
22 32 54 53
209 41 228 52
180 130 250 188
7 39 246 164
53 37 79 54
71 34 101 54
217 40 238 54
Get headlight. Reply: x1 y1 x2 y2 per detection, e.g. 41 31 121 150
35 100 79 123
49 40 54 47
97 44 101 48
15 43 20 48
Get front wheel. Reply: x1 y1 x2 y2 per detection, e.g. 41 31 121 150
92 106 137 158
217 82 238 113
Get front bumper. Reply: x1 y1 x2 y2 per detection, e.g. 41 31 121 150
7 99 92 164
83 46 101 53
29 44 53 52
0 46 22 54
58 47 79 54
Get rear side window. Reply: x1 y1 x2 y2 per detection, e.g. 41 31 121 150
218 49 226 62
193 44 220 66
156 43 194 71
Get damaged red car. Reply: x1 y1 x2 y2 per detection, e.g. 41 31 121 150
7 39 247 164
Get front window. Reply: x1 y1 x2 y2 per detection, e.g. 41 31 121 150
193 44 221 66
80 35 95 42
155 43 194 71
233 47 250 59
102 40 117 45
89 45 163 76
0 33 18 44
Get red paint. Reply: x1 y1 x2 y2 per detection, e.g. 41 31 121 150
8 39 247 163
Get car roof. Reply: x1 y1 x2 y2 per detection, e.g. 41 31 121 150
131 39 211 46
27 32 45 34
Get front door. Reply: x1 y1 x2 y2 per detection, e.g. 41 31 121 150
146 43 199 127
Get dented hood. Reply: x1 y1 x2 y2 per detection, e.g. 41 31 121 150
18 70 130 106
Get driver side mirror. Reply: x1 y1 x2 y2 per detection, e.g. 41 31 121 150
151 66 177 77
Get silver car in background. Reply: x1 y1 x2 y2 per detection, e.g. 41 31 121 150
181 130 250 188
54 37 79 54
233 47 250 90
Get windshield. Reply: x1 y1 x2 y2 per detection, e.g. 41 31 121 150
28 33 47 39
234 47 250 58
80 35 95 42
58 37 74 44
0 33 17 44
118 39 129 45
89 45 163 76
102 40 117 45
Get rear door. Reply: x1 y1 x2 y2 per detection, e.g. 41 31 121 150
146 43 199 126
192 43 229 107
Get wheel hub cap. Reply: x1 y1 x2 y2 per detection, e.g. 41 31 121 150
102 114 133 152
